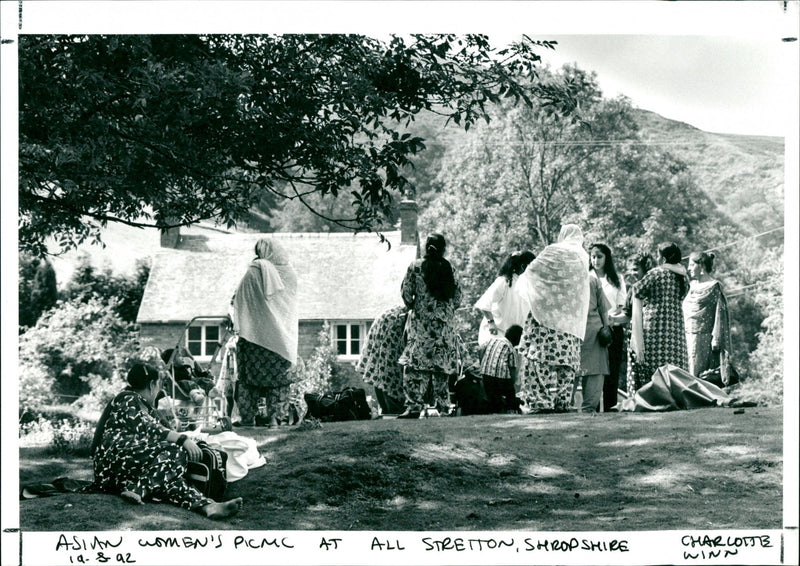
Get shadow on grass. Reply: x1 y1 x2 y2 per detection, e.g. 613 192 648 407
18 407 783 531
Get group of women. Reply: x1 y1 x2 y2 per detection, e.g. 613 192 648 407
363 226 735 418
92 231 734 519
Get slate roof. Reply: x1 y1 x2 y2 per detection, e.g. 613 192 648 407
136 225 417 324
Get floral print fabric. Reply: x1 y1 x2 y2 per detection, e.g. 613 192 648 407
93 392 211 510
518 311 581 411
356 305 408 402
398 259 462 374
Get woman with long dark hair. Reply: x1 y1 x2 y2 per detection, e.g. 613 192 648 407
474 250 536 347
630 242 690 384
398 233 462 417
588 243 627 411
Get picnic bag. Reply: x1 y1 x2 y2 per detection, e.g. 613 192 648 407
186 440 228 501
303 388 372 422
453 365 490 416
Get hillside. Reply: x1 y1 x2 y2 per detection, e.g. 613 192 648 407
632 109 784 236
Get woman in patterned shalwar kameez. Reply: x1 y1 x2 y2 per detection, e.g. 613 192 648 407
356 304 409 414
232 238 298 427
91 363 242 519
398 233 462 417
515 224 591 413
629 242 690 382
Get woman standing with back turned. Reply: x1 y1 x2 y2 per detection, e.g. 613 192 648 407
516 225 590 413
398 233 462 418
232 238 298 427
630 242 689 381
474 251 536 347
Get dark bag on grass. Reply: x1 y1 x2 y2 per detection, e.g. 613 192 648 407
186 441 227 501
304 388 371 422
453 369 490 416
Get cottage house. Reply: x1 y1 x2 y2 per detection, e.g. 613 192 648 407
135 202 419 366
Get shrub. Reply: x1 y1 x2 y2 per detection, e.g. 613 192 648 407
19 412 95 456
19 295 139 411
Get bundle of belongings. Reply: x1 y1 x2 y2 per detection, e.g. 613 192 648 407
304 387 372 422
618 364 754 412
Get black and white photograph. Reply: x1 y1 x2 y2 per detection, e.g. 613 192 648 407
2 1 798 565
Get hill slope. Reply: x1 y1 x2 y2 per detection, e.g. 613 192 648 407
632 109 784 235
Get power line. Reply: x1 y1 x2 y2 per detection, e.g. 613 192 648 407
701 226 784 255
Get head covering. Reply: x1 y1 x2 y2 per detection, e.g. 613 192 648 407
233 237 298 364
127 363 160 390
517 224 590 338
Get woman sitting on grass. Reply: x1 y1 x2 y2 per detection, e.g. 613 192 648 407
90 362 242 520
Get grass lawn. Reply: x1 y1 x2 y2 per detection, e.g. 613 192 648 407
18 406 783 532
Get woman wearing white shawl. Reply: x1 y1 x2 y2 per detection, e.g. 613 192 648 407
474 251 535 347
232 238 298 426
629 242 689 386
516 224 590 412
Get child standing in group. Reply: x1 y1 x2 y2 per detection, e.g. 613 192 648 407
480 325 523 413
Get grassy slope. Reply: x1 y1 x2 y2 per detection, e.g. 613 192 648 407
19 407 782 532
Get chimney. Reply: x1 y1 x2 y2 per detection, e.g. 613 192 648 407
398 200 418 246
159 218 181 248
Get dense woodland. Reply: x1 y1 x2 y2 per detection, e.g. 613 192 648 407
18 36 784 422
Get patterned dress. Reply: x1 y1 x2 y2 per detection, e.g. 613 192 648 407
398 260 462 410
632 267 689 386
356 305 408 408
236 337 293 424
92 391 211 510
683 279 735 385
518 311 581 412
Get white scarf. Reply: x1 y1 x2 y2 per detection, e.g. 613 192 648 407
516 224 590 339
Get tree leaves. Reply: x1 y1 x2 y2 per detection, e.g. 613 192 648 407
19 34 573 256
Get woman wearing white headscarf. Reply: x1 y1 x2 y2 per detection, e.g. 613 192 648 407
232 238 298 426
516 225 590 412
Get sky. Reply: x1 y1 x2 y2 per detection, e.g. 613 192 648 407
535 34 795 137
1 1 798 136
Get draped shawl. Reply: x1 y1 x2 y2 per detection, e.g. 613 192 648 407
682 279 734 385
474 274 528 345
516 225 590 339
232 239 298 364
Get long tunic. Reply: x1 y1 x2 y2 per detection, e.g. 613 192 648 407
93 391 211 510
356 305 408 402
398 259 462 374
580 274 610 377
683 279 734 384
632 267 689 382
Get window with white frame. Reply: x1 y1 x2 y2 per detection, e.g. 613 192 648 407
332 321 369 359
186 321 223 361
